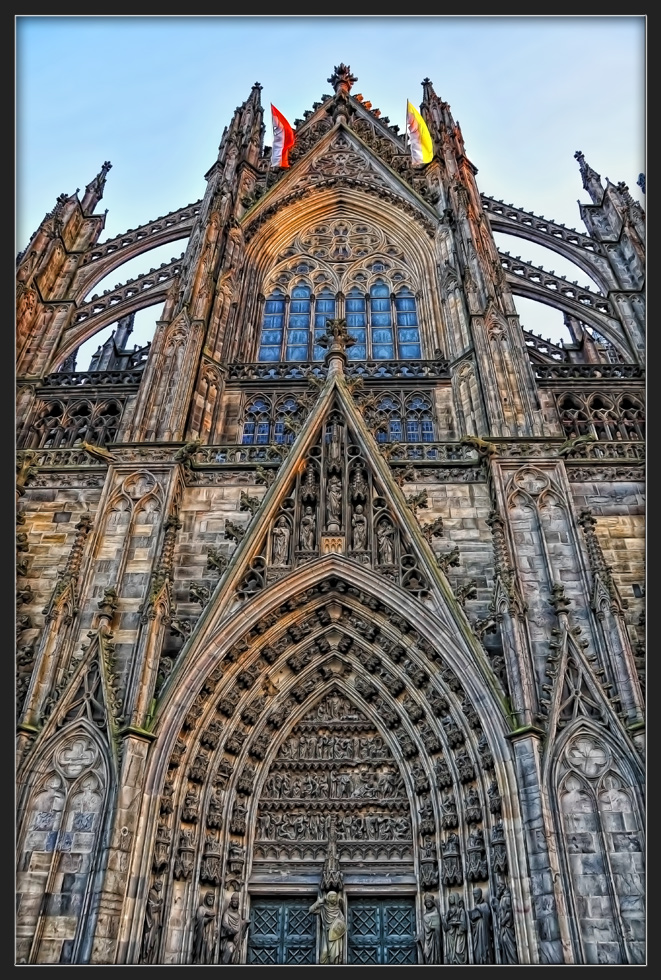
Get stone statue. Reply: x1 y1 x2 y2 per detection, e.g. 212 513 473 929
141 879 163 963
300 506 316 551
272 517 291 565
219 892 250 964
309 890 346 964
417 893 442 964
443 892 468 965
376 520 395 565
192 891 217 964
326 475 342 525
351 504 368 551
491 884 518 963
469 887 494 964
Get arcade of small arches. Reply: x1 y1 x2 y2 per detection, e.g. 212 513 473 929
555 392 644 442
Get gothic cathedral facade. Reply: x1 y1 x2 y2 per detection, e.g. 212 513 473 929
16 65 645 965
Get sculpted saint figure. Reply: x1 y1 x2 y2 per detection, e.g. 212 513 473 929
193 891 217 964
272 517 290 565
491 884 518 963
326 475 342 524
309 890 346 964
417 893 442 964
219 892 250 964
300 506 316 551
376 520 395 565
351 504 368 551
469 887 494 964
141 879 163 963
443 892 468 965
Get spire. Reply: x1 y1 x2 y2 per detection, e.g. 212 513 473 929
574 150 603 205
328 63 357 96
81 161 112 213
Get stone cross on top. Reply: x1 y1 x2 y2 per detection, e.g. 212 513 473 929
316 318 356 375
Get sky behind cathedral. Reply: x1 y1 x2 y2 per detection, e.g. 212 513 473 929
16 15 645 353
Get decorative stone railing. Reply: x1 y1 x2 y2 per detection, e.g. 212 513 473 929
522 330 568 363
533 363 644 381
225 359 451 382
40 369 145 389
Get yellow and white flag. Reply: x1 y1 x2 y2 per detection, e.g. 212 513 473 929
406 100 433 165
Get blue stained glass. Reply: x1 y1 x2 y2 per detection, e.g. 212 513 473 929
290 301 310 315
371 282 390 296
287 329 309 345
398 328 420 343
389 419 402 440
258 346 281 361
399 344 421 359
292 284 310 297
394 292 416 310
373 344 395 359
422 420 434 441
406 420 420 441
348 345 366 360
256 422 270 444
373 328 394 344
346 296 366 312
397 312 418 327
273 421 284 443
371 297 390 311
371 312 392 326
242 422 255 445
265 298 285 314
261 329 283 345
313 346 325 361
286 346 308 360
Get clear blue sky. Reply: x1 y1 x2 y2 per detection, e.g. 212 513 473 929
16 15 645 357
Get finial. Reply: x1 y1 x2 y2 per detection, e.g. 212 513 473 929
316 318 356 375
328 63 357 95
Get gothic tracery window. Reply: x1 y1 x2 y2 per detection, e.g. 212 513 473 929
369 391 435 444
556 392 644 441
28 398 123 449
241 395 303 445
257 281 422 362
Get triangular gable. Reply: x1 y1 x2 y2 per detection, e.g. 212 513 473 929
159 360 500 717
243 122 439 235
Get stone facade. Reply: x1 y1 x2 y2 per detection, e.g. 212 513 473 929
16 65 644 965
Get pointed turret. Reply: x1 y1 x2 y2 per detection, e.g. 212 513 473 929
327 63 357 124
574 150 603 204
81 161 112 214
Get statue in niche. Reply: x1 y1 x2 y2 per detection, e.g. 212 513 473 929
192 891 217 964
219 892 250 964
376 519 395 565
309 891 347 964
443 892 468 965
491 884 518 963
300 506 316 551
301 463 318 503
141 879 164 964
417 893 442 964
326 475 342 525
351 504 368 551
272 517 291 565
469 887 494 964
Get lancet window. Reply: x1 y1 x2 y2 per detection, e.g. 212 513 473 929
556 392 644 441
25 398 123 449
257 281 422 362
241 395 304 446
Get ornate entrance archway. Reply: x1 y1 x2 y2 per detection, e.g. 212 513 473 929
127 561 522 965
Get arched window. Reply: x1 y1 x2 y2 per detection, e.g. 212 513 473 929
394 288 422 358
405 393 434 442
273 397 301 445
242 397 272 445
285 284 311 361
346 288 367 360
257 282 423 362
257 291 286 362
373 394 402 443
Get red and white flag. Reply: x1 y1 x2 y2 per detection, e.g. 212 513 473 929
271 104 295 168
